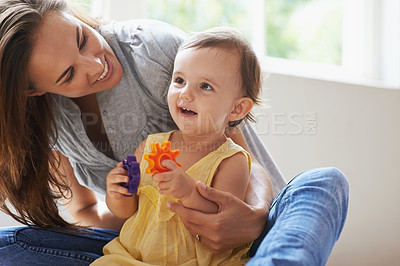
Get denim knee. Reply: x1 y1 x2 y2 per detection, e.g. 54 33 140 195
249 167 349 265
289 167 349 201
288 167 349 238
303 167 349 208
315 167 348 193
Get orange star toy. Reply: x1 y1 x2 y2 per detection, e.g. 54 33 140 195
144 141 182 174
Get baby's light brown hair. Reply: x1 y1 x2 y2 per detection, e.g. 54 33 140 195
178 27 262 127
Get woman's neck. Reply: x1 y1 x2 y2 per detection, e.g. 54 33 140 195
71 94 114 159
71 94 98 113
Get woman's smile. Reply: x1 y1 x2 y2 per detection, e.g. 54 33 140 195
95 55 114 83
27 11 123 98
96 59 109 81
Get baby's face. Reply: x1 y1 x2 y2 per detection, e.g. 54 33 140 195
168 46 243 136
27 11 123 98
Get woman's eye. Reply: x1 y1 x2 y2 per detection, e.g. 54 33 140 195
79 32 89 51
175 77 186 85
200 83 213 91
65 68 75 84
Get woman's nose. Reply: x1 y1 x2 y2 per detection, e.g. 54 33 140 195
79 55 103 79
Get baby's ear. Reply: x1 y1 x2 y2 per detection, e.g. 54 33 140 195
25 89 46 97
228 97 254 122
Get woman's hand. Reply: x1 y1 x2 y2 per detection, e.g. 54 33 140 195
167 181 269 254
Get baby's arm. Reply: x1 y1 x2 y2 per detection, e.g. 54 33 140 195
105 141 146 219
106 140 146 218
154 152 250 213
105 162 138 219
209 153 250 201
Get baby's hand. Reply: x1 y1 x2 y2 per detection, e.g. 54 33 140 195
106 162 132 199
152 160 195 200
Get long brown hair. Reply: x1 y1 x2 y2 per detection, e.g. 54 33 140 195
0 0 76 228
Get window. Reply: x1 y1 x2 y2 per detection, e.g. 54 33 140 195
264 0 342 65
143 0 342 66
83 0 400 89
70 0 92 13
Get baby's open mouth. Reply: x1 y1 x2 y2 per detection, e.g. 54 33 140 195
180 107 197 115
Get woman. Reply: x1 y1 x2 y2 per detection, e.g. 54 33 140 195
0 0 349 265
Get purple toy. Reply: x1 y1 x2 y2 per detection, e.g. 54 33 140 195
121 155 141 196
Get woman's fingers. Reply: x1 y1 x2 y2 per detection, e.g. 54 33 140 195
167 201 204 228
168 182 260 253
167 200 225 253
195 181 232 211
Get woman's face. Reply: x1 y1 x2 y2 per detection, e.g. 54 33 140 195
27 11 123 98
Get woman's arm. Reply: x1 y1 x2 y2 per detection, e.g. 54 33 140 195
54 151 126 231
167 183 269 253
167 130 273 253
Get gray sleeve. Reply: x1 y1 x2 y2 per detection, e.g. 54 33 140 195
242 123 287 198
122 19 188 107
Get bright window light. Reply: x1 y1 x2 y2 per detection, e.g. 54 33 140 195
78 0 400 89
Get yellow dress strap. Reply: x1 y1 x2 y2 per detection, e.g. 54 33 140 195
186 138 251 186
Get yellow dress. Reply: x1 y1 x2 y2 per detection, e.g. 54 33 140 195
92 131 252 265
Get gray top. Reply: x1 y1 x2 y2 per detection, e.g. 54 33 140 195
51 19 286 197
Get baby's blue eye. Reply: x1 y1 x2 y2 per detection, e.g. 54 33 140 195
200 83 213 91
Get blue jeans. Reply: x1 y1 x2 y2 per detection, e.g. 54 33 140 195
0 227 118 265
248 167 349 266
0 167 348 265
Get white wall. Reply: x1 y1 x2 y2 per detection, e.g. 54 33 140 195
254 73 400 266
1 73 399 265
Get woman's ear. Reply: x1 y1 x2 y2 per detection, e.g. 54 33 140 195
25 89 46 97
228 97 254 122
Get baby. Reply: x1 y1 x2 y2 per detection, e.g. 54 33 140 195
92 27 262 265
